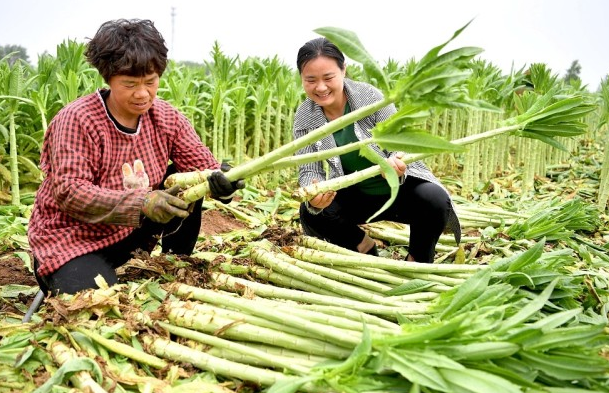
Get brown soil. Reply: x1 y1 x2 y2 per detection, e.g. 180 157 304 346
0 208 256 314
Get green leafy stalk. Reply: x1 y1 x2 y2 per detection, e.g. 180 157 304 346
167 22 483 203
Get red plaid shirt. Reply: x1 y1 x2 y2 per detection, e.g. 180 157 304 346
28 90 219 276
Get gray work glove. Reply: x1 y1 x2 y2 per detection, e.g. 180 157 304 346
141 185 189 223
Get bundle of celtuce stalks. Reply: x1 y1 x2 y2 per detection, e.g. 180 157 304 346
4 232 609 392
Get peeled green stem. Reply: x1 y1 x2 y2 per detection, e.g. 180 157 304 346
169 98 392 202
251 247 414 306
73 327 167 369
141 334 296 389
167 282 362 348
167 304 351 358
142 315 312 374
210 272 425 316
287 246 483 274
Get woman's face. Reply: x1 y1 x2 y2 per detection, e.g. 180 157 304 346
300 56 345 111
107 73 160 125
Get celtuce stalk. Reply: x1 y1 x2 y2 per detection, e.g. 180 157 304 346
273 249 395 294
50 341 108 393
286 246 482 274
251 265 347 297
209 273 425 316
168 300 360 349
292 124 519 201
167 282 364 348
137 313 312 374
251 247 413 306
169 98 392 203
142 335 316 390
73 327 167 369
165 304 353 359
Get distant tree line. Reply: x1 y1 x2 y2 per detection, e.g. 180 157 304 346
0 44 29 65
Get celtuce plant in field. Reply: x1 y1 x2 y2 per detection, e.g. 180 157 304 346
166 22 594 223
165 21 490 202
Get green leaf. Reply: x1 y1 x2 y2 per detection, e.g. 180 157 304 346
314 27 389 92
266 375 320 393
31 358 103 393
440 367 522 393
523 324 606 351
373 106 431 135
359 145 399 222
506 239 545 272
496 278 559 334
380 348 454 391
417 19 475 71
518 350 609 380
375 313 467 346
385 279 435 296
373 129 465 154
440 268 492 319
417 46 484 76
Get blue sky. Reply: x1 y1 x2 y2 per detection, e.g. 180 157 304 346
1 0 607 89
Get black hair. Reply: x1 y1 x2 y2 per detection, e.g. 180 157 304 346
85 19 168 83
296 37 345 74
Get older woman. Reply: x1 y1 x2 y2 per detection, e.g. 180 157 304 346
28 19 243 295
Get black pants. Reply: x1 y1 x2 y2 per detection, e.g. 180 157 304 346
299 176 450 262
34 165 203 295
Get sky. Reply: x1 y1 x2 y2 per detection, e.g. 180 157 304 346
1 0 607 90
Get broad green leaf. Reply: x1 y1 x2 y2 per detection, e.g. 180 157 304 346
374 314 467 346
314 27 389 92
31 358 103 393
417 46 484 75
385 279 435 296
417 19 475 71
319 324 372 378
359 145 399 222
524 123 587 137
266 376 320 393
430 341 520 361
523 324 606 351
381 349 452 391
518 350 609 380
440 367 522 393
527 308 582 332
373 130 465 154
409 70 473 97
440 268 492 319
373 107 431 135
506 239 545 272
496 278 559 334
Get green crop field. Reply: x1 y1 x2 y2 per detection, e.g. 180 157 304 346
1 24 609 393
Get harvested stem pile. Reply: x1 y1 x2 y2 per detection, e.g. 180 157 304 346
3 232 609 392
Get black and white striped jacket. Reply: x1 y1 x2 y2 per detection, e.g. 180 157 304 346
293 78 461 243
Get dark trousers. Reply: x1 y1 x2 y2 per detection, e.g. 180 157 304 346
299 176 450 262
34 165 203 295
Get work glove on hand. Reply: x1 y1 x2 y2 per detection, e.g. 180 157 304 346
141 185 190 223
208 161 245 203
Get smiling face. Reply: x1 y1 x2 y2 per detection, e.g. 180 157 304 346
106 73 160 127
300 56 346 118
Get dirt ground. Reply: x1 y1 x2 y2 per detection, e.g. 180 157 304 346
0 209 253 314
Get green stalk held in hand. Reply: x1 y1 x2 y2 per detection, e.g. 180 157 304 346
165 21 490 204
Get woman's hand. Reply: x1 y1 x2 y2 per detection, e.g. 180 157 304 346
383 153 407 178
308 179 336 209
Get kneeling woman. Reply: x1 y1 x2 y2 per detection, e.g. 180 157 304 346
292 37 461 262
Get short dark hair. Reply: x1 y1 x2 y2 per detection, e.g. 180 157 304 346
296 37 345 74
85 19 168 83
